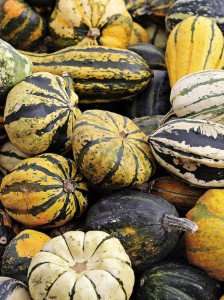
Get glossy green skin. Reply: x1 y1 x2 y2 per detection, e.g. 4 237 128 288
136 262 221 300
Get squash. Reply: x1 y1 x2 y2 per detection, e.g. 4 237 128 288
0 142 29 172
49 0 133 49
133 115 163 135
0 277 31 299
0 38 32 95
85 189 197 271
166 16 224 87
166 0 224 33
0 153 88 228
136 262 221 300
72 110 155 190
129 22 149 46
28 230 135 300
0 0 46 50
4 72 81 155
21 46 152 103
146 21 168 51
1 229 50 283
186 189 224 281
0 115 7 145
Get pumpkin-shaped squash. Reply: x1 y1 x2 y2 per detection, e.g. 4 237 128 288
49 0 133 49
166 16 224 87
0 0 46 50
136 262 221 300
1 229 50 283
0 153 88 227
85 190 197 271
129 22 149 46
72 110 155 190
4 72 81 155
0 277 31 299
186 189 224 281
28 230 135 300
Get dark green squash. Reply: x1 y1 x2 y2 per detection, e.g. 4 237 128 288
136 262 222 300
85 189 197 272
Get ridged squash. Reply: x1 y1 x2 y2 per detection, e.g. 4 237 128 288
166 16 224 87
129 22 149 46
49 0 133 49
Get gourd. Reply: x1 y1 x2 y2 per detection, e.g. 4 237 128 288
21 46 153 103
166 16 224 87
4 72 81 155
136 262 221 300
0 0 46 50
0 153 88 227
72 110 155 190
1 229 50 283
49 0 133 49
0 39 32 95
129 22 149 46
0 277 31 300
28 230 135 300
85 189 198 271
186 189 224 281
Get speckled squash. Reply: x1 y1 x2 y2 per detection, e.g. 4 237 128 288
0 0 46 50
28 230 135 300
129 22 149 46
49 0 133 49
4 72 81 155
166 16 224 87
186 189 224 281
0 153 88 228
1 230 50 283
85 190 198 271
72 110 155 190
0 277 31 299
136 262 221 300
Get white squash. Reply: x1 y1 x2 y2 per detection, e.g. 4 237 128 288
0 277 31 300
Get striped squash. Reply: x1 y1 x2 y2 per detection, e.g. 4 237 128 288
170 70 224 123
4 72 81 155
28 230 134 300
0 0 46 50
20 46 152 103
166 0 224 33
49 0 133 49
0 277 31 300
0 153 88 227
73 110 155 190
149 118 224 187
166 16 224 87
129 22 149 46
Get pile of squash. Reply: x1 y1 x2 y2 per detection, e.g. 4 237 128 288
1 0 224 299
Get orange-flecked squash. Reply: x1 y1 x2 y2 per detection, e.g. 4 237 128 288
129 22 149 45
49 0 133 49
186 189 224 281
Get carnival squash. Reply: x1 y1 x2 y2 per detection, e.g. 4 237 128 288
0 277 31 299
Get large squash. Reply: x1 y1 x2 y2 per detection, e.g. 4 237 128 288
0 277 31 299
0 153 88 227
166 16 224 87
72 110 155 190
49 0 133 49
28 230 135 300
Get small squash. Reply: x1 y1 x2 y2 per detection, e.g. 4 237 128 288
72 110 155 190
0 277 31 299
1 229 50 283
28 230 135 300
49 0 133 49
186 189 224 281
166 16 224 87
146 21 168 51
129 22 149 46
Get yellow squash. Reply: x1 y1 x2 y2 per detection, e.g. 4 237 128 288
129 22 149 46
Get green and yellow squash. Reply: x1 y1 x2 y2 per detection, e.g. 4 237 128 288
129 22 149 46
146 22 168 51
0 153 88 227
0 277 31 299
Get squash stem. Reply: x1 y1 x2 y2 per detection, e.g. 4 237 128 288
160 109 175 125
163 214 198 233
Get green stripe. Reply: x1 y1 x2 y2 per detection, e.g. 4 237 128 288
203 20 215 69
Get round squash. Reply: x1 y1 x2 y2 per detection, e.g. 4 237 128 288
49 0 133 49
136 262 221 300
0 277 31 299
186 189 224 281
129 22 149 46
1 229 50 283
72 110 155 190
4 72 81 155
166 16 224 87
0 153 88 227
28 230 135 300
85 189 198 271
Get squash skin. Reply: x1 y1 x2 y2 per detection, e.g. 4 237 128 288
186 189 224 281
136 262 221 300
129 22 149 46
0 277 31 299
133 115 163 135
1 229 50 283
146 21 168 51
